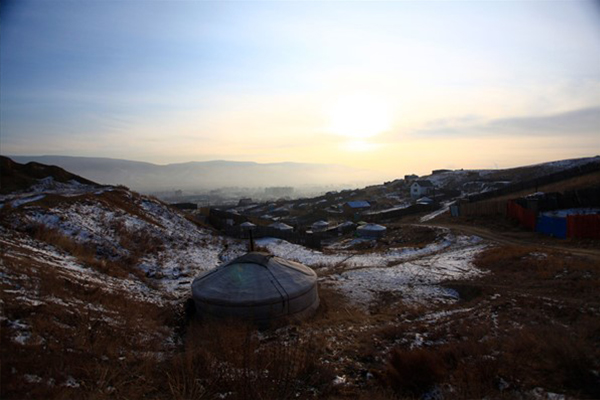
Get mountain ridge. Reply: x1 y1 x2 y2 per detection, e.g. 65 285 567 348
8 155 380 192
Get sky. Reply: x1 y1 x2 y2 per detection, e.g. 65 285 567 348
1 0 599 182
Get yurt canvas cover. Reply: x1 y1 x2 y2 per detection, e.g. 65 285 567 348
357 223 387 238
191 253 319 323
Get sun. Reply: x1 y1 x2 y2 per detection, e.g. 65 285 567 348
328 94 392 139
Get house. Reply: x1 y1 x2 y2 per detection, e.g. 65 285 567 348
411 180 434 199
343 200 371 215
404 174 419 182
238 198 253 206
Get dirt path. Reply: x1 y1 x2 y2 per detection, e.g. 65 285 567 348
424 221 600 261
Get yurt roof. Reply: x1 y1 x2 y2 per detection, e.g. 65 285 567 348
192 252 316 307
269 222 293 230
357 223 387 231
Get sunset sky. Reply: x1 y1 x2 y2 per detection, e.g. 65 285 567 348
2 0 599 181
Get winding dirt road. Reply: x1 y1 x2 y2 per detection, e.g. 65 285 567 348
424 221 600 261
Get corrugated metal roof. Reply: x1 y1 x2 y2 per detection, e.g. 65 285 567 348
346 200 371 208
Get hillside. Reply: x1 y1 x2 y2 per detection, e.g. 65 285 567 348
0 156 98 194
2 157 599 399
418 156 600 195
0 159 247 398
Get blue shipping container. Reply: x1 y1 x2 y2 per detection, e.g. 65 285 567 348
536 215 567 239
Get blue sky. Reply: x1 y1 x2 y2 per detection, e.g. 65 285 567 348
2 0 599 179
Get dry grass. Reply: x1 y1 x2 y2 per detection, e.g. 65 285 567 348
386 347 445 396
0 251 173 400
26 222 151 282
162 318 336 400
1 230 335 400
3 188 600 399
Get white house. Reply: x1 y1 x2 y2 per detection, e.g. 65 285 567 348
411 180 434 199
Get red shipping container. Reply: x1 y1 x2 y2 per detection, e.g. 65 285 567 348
507 200 536 231
567 215 600 239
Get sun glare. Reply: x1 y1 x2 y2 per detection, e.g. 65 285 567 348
328 94 392 139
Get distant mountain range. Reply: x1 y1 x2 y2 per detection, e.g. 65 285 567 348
8 156 379 192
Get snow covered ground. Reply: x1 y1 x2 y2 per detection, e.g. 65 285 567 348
1 180 246 302
327 239 485 307
2 175 488 313
419 201 454 222
257 234 486 309
0 227 165 306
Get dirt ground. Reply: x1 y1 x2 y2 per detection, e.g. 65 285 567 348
296 235 600 399
429 213 600 259
177 219 600 399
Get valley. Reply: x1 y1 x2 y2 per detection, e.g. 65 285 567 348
1 156 599 399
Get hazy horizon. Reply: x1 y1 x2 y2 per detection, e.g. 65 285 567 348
2 1 599 181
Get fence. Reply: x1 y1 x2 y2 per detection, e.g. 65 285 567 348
363 203 436 222
223 225 322 249
458 200 507 217
560 187 600 209
467 160 600 203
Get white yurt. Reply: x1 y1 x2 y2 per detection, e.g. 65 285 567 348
417 197 434 205
311 220 329 232
191 252 319 325
268 222 293 232
357 223 387 238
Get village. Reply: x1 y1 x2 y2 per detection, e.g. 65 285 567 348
175 157 600 250
1 155 599 399
3 1 599 398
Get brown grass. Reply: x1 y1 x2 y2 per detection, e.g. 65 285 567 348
0 249 172 400
26 223 151 282
3 202 600 400
163 319 335 400
386 347 445 396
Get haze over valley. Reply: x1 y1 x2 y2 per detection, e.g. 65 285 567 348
10 155 380 196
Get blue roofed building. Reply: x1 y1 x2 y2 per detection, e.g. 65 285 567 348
343 200 371 216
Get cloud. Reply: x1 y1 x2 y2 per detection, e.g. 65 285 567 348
486 107 600 135
412 107 600 138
